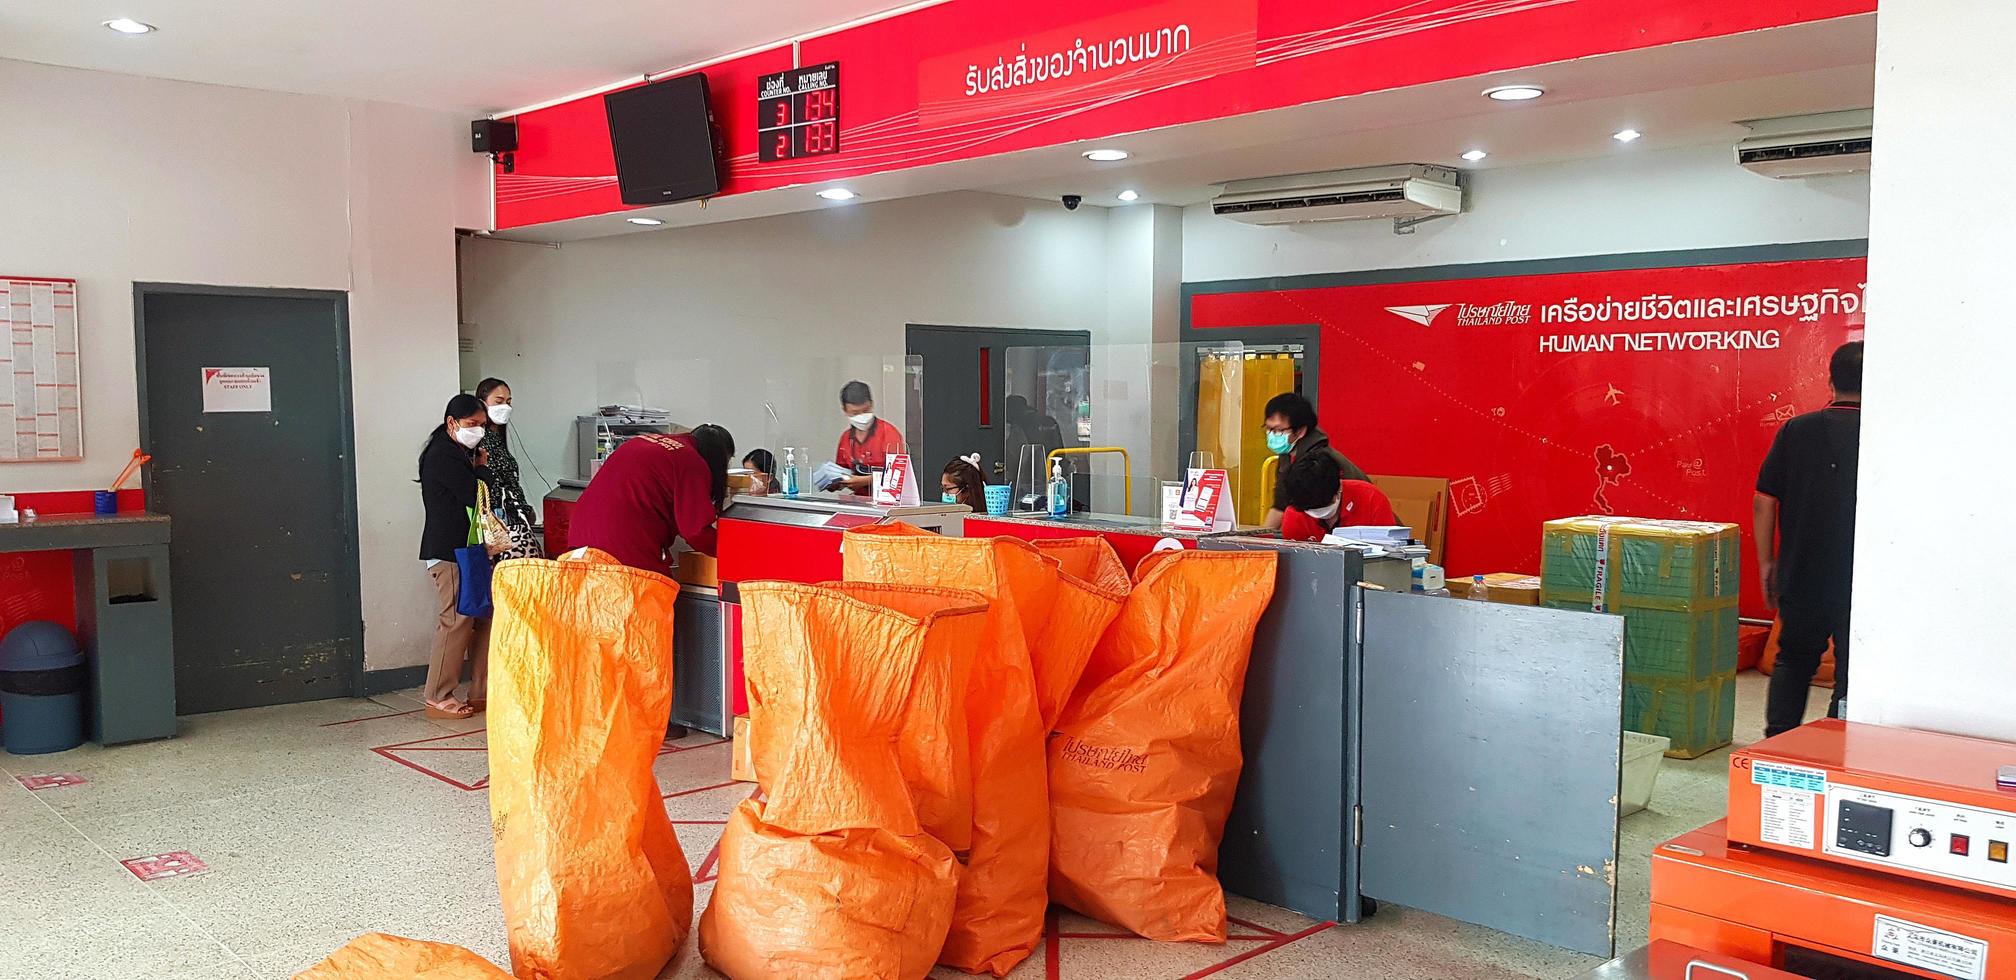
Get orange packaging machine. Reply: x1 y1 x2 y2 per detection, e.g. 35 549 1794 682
1652 719 2016 979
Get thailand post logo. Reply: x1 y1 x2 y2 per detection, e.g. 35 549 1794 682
1384 304 1452 326
1386 301 1533 327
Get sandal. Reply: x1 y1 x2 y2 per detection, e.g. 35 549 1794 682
425 699 475 720
467 698 486 714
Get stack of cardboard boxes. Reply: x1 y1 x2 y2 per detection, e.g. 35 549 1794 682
1540 516 1740 758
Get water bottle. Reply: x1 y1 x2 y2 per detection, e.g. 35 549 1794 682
1048 459 1070 519
1468 574 1490 601
781 447 800 497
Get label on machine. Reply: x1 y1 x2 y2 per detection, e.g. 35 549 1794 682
1759 786 1816 850
1752 760 1829 793
1872 915 1987 980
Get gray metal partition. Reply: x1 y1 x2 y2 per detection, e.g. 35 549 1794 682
1358 589 1626 956
1205 539 1366 924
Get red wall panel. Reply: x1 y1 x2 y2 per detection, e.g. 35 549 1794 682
1190 256 1865 617
1 488 147 636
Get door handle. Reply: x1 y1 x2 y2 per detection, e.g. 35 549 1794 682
992 462 1004 476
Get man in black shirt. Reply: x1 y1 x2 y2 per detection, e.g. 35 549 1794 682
1755 341 1862 737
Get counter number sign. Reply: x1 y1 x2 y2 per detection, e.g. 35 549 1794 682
758 62 840 162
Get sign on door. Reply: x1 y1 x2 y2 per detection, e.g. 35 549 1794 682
201 367 271 413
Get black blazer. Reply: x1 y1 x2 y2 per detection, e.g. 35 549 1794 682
418 432 490 562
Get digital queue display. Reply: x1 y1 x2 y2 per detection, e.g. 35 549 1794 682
757 62 840 162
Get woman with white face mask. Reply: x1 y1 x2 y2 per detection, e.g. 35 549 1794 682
416 393 494 719
476 378 536 529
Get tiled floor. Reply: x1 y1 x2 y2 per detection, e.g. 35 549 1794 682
2 673 1822 979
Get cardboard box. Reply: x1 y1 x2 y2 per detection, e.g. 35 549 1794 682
1445 572 1541 605
671 551 719 589
1369 474 1449 566
730 714 755 783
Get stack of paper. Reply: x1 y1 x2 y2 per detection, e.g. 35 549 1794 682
596 404 673 424
1328 525 1414 546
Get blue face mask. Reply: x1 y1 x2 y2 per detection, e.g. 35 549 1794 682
942 491 959 504
1265 431 1293 455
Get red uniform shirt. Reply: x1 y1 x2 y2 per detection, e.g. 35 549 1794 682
834 418 906 473
1279 480 1400 542
566 432 719 574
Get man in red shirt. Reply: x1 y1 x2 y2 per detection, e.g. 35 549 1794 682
1278 453 1398 542
566 425 734 575
831 380 905 492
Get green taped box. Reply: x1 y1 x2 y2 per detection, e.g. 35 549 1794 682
1541 516 1740 758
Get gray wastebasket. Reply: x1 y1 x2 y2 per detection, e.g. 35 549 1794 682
0 621 87 755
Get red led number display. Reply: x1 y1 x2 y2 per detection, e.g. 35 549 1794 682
757 62 840 162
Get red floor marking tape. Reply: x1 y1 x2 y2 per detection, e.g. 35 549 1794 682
693 839 723 883
662 780 741 801
1179 921 1333 980
122 851 209 881
1224 916 1286 939
1045 907 1063 980
369 746 487 792
17 773 86 790
657 737 730 756
318 708 422 727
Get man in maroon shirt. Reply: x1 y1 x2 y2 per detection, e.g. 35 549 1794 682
831 380 905 492
566 425 734 576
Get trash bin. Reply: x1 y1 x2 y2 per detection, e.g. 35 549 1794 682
0 621 87 755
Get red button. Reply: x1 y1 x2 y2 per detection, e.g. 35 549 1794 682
1951 834 1971 855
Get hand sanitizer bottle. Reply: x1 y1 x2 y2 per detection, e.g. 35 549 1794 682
782 447 800 498
1049 459 1070 519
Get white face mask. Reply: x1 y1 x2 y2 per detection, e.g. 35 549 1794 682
849 412 876 430
485 403 512 425
453 425 484 449
1306 499 1341 521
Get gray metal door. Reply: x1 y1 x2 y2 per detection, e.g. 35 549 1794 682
136 285 363 713
1358 589 1625 956
905 325 1089 486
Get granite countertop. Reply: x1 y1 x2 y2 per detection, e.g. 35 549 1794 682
0 511 171 551
973 510 1259 541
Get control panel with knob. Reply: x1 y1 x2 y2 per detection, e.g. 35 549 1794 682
1908 828 1934 848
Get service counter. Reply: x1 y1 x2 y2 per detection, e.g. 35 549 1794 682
966 510 1249 571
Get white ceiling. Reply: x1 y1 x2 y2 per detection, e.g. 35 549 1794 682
503 15 1875 242
0 0 909 112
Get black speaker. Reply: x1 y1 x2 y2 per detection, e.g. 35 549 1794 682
471 119 518 154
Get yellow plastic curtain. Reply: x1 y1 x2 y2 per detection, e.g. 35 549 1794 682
1196 352 1296 526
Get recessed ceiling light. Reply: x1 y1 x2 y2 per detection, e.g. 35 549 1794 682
1483 85 1545 102
1461 149 1488 162
1612 128 1643 143
815 188 857 201
1116 189 1140 202
102 17 156 34
1082 148 1130 162
625 217 664 226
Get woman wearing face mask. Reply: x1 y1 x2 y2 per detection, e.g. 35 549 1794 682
940 454 987 513
831 380 905 492
475 378 535 527
417 393 494 720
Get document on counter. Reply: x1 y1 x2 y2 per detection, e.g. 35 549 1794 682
810 462 853 491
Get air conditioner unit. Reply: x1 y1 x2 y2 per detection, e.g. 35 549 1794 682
1736 111 1872 179
1212 165 1462 225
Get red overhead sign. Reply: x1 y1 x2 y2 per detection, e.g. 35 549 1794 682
493 0 1875 228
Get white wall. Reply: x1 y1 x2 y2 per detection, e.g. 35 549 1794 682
459 192 1112 508
0 58 487 672
1183 142 1871 282
1852 4 2016 741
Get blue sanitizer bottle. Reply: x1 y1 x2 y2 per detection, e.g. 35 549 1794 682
1049 459 1070 518
782 447 800 497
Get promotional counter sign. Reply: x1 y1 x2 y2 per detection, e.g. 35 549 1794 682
1173 468 1233 532
757 62 840 161
874 453 920 507
201 367 272 413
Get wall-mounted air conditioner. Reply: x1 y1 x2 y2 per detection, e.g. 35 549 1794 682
1212 164 1462 225
1736 110 1873 179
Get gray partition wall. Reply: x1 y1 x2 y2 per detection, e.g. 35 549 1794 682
1357 590 1627 957
1204 538 1366 924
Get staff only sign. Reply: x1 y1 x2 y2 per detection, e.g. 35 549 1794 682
1191 255 1865 617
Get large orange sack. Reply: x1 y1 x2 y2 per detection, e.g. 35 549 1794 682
487 549 692 980
842 525 1126 975
295 934 512 979
1049 549 1277 943
699 581 986 980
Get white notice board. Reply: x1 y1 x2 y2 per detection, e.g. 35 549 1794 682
202 367 273 413
0 277 83 461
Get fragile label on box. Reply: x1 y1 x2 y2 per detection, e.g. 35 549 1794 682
1758 786 1815 850
1873 915 1986 980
